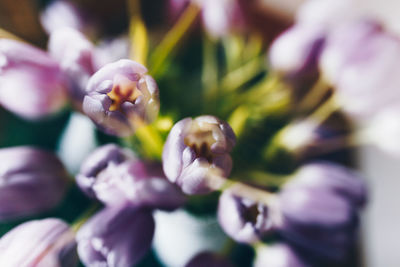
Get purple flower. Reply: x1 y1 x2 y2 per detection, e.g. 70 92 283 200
269 24 325 78
0 218 77 266
185 251 234 267
276 162 367 260
217 186 274 244
254 243 307 267
76 204 154 267
83 59 159 136
76 144 133 197
320 20 400 119
49 27 97 108
163 115 236 194
77 144 186 210
0 146 69 221
0 39 69 119
198 0 246 38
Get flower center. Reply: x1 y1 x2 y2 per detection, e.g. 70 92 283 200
107 75 142 112
184 122 217 163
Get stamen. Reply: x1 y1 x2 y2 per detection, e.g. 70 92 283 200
107 75 142 112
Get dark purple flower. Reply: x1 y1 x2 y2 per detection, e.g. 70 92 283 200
254 243 308 267
0 39 69 119
0 147 69 221
76 204 154 267
83 59 159 136
48 27 97 109
276 162 367 260
185 251 234 267
0 218 77 266
77 144 186 210
163 115 236 194
217 186 274 244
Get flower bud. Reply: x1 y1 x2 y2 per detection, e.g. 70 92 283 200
0 146 69 221
49 27 97 108
76 144 134 197
217 186 274 244
276 162 367 260
185 251 234 267
77 144 186 210
163 115 236 194
0 218 77 266
0 39 69 119
77 204 154 267
254 243 307 267
83 59 159 136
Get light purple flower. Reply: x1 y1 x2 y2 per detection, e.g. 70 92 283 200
185 251 234 267
217 186 274 244
0 146 69 221
77 144 186 210
320 20 400 119
49 27 97 108
0 39 69 119
83 59 159 136
269 24 325 78
40 0 92 35
76 204 154 267
0 218 77 266
197 0 246 38
276 162 367 260
254 243 308 267
163 115 236 194
76 144 134 197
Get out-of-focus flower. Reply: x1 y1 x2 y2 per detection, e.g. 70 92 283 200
49 27 97 108
40 0 92 35
163 115 236 194
0 39 69 119
296 0 358 27
269 0 358 78
358 107 400 157
217 186 275 244
0 218 77 266
185 251 234 267
77 204 154 267
0 146 69 221
83 59 159 136
168 0 245 38
320 20 400 119
269 24 325 78
77 144 186 210
196 0 245 38
276 162 367 260
94 36 130 69
254 243 308 267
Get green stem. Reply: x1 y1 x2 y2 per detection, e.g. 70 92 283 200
134 123 164 160
306 94 339 126
128 0 148 65
150 2 200 77
297 77 330 111
221 56 266 93
71 204 99 233
202 35 219 111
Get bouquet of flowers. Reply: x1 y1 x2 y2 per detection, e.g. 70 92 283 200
0 0 396 266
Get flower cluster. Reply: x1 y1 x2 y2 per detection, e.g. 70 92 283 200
1 0 397 266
